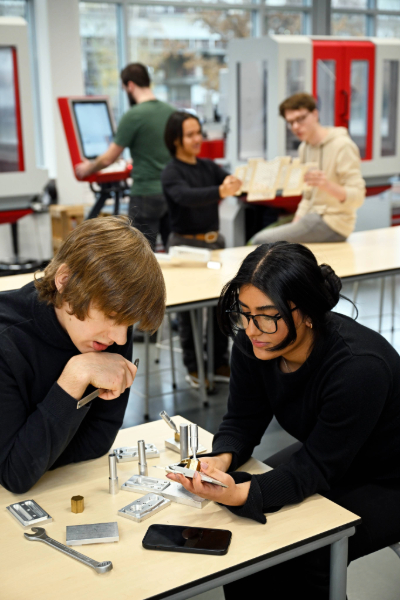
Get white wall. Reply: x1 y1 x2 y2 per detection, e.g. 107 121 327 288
34 0 88 204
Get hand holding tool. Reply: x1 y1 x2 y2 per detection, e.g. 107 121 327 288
77 358 139 409
24 527 112 574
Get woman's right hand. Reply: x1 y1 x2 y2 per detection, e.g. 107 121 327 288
200 453 232 473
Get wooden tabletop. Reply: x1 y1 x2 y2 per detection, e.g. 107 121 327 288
0 417 360 600
1 226 400 307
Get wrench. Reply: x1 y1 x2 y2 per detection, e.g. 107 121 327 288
24 527 113 574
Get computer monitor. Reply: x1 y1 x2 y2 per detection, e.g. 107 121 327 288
72 100 115 159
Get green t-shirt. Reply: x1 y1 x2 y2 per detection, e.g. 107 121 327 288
114 99 175 196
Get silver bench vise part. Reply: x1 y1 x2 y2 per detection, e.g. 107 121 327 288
113 443 159 463
7 500 52 528
108 453 119 494
138 440 148 476
118 493 170 523
121 473 209 509
121 474 170 493
160 410 207 455
24 527 112 574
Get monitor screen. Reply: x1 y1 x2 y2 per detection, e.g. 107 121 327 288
72 101 114 159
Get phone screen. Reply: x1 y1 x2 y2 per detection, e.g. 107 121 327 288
143 524 232 555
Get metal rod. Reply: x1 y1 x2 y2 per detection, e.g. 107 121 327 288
329 537 349 600
108 453 119 494
190 424 198 461
138 440 148 476
180 424 189 461
144 331 150 419
379 277 385 333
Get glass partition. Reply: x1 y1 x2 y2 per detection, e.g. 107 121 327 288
237 61 267 160
317 59 336 127
285 59 305 156
0 47 21 172
349 60 369 159
381 60 399 157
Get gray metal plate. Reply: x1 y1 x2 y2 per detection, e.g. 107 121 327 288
121 474 170 494
6 500 52 528
118 494 170 523
66 522 119 546
113 444 159 463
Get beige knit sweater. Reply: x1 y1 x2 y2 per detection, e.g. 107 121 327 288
296 127 366 238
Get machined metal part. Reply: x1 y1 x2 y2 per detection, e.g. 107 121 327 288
71 495 84 513
164 464 228 488
66 522 119 546
161 481 210 509
24 527 112 574
6 500 52 528
138 439 148 476
165 437 207 455
121 474 171 494
190 424 198 461
112 444 159 463
181 458 201 471
118 493 170 523
180 424 189 461
108 453 119 495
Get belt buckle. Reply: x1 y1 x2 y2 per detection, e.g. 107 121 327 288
204 231 218 244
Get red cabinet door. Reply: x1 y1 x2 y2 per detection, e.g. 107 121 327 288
312 40 375 160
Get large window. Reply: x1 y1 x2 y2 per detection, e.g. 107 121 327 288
127 5 251 121
79 3 121 121
331 0 400 37
0 0 26 17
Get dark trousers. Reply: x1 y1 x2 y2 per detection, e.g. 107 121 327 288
167 232 229 373
129 194 170 251
224 442 400 600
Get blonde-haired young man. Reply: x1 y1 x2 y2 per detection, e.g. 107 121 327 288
0 216 165 493
250 93 366 245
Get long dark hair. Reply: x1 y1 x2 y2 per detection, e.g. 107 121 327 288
218 241 353 352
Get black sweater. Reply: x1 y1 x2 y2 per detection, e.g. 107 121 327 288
161 157 228 234
0 282 132 494
211 313 400 524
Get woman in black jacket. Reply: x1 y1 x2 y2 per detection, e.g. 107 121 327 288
167 241 400 598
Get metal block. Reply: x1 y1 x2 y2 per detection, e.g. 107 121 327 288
118 494 170 523
6 500 52 528
121 474 170 494
113 443 159 463
165 464 228 488
165 438 206 455
161 481 210 509
66 522 119 546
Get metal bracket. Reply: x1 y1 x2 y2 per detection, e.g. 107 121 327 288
6 500 52 528
118 494 170 523
113 443 159 463
121 474 171 494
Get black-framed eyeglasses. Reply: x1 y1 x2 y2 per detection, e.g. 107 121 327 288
226 307 297 334
285 111 310 129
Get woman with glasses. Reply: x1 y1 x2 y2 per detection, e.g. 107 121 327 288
248 93 366 245
166 241 400 599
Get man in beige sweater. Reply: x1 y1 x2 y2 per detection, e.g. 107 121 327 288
250 92 366 244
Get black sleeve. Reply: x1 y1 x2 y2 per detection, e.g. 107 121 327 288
211 339 274 471
161 164 221 208
226 355 392 522
0 337 132 494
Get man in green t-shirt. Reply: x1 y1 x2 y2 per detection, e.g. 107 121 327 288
76 63 175 250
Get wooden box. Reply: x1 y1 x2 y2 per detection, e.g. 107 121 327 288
49 204 84 255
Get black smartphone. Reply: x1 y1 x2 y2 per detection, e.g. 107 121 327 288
142 524 232 556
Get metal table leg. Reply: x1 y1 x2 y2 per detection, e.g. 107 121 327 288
144 331 150 420
190 309 208 407
379 277 385 333
329 536 349 600
167 313 177 390
207 306 215 393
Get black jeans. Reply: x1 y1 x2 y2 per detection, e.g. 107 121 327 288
167 232 229 373
224 442 400 600
129 194 170 251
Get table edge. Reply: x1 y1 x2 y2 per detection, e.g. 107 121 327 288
143 517 362 600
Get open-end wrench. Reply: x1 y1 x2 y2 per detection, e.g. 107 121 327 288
24 527 113 574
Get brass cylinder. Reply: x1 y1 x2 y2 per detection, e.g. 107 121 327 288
71 495 84 513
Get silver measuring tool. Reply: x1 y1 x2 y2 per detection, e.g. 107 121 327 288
24 527 112 574
77 358 140 409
